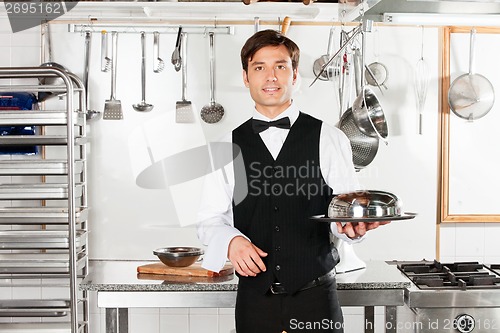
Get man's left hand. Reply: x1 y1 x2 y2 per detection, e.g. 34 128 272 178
335 221 390 239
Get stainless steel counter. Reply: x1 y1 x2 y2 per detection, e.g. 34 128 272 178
81 260 411 333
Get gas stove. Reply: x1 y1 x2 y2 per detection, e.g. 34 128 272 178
397 260 500 290
391 260 500 333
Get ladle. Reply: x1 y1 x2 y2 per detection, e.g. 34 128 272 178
83 31 101 121
133 32 154 112
200 32 224 124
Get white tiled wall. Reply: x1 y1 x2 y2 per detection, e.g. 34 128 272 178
440 223 500 264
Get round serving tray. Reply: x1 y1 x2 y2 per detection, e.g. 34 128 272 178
310 212 417 223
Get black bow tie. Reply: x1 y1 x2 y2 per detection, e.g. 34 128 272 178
252 117 291 134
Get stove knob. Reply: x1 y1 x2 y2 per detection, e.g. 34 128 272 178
455 314 475 333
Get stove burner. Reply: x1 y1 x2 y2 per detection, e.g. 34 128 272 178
396 260 500 290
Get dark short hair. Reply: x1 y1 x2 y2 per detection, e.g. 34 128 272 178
240 29 300 72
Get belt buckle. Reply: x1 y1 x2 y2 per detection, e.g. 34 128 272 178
270 282 286 295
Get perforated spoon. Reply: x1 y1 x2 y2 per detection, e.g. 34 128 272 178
153 32 165 73
200 32 224 123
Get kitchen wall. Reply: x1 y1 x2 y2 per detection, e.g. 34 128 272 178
49 20 441 263
1 4 500 332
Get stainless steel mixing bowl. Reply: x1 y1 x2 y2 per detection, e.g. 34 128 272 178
328 190 402 218
153 247 204 267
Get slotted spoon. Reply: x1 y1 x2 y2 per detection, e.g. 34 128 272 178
153 31 165 73
200 32 224 124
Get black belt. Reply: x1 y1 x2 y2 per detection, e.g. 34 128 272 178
269 269 336 295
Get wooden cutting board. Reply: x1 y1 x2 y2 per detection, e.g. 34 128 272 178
137 262 234 277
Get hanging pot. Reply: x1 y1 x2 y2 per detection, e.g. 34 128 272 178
448 28 495 121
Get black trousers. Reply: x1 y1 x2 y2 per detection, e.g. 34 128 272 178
235 278 344 333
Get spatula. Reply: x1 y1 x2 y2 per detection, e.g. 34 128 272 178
176 32 194 123
103 31 123 120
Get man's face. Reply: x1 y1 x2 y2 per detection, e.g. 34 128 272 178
243 44 297 117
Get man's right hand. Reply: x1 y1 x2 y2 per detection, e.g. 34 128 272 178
228 236 268 277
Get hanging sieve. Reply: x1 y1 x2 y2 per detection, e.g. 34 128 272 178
448 28 495 121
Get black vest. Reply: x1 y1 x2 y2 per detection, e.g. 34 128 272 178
232 112 338 295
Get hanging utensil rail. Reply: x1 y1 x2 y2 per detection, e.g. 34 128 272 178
69 24 234 35
310 24 362 87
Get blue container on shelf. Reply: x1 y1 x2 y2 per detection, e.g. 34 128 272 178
0 92 38 155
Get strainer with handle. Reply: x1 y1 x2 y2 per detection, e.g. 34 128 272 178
448 28 494 121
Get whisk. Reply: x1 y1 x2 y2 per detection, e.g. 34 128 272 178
414 26 430 135
153 32 165 73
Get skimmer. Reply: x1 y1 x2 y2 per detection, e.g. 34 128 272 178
200 32 224 124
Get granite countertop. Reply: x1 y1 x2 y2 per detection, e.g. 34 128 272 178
80 260 411 292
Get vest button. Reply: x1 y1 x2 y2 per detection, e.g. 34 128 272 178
273 186 279 194
275 246 281 252
274 206 279 212
276 265 281 271
274 226 280 232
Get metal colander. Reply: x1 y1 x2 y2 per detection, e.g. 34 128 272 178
338 108 379 170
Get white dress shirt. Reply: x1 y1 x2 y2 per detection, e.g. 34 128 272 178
197 103 362 272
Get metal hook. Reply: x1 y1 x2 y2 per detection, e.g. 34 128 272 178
79 16 90 36
359 0 365 18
